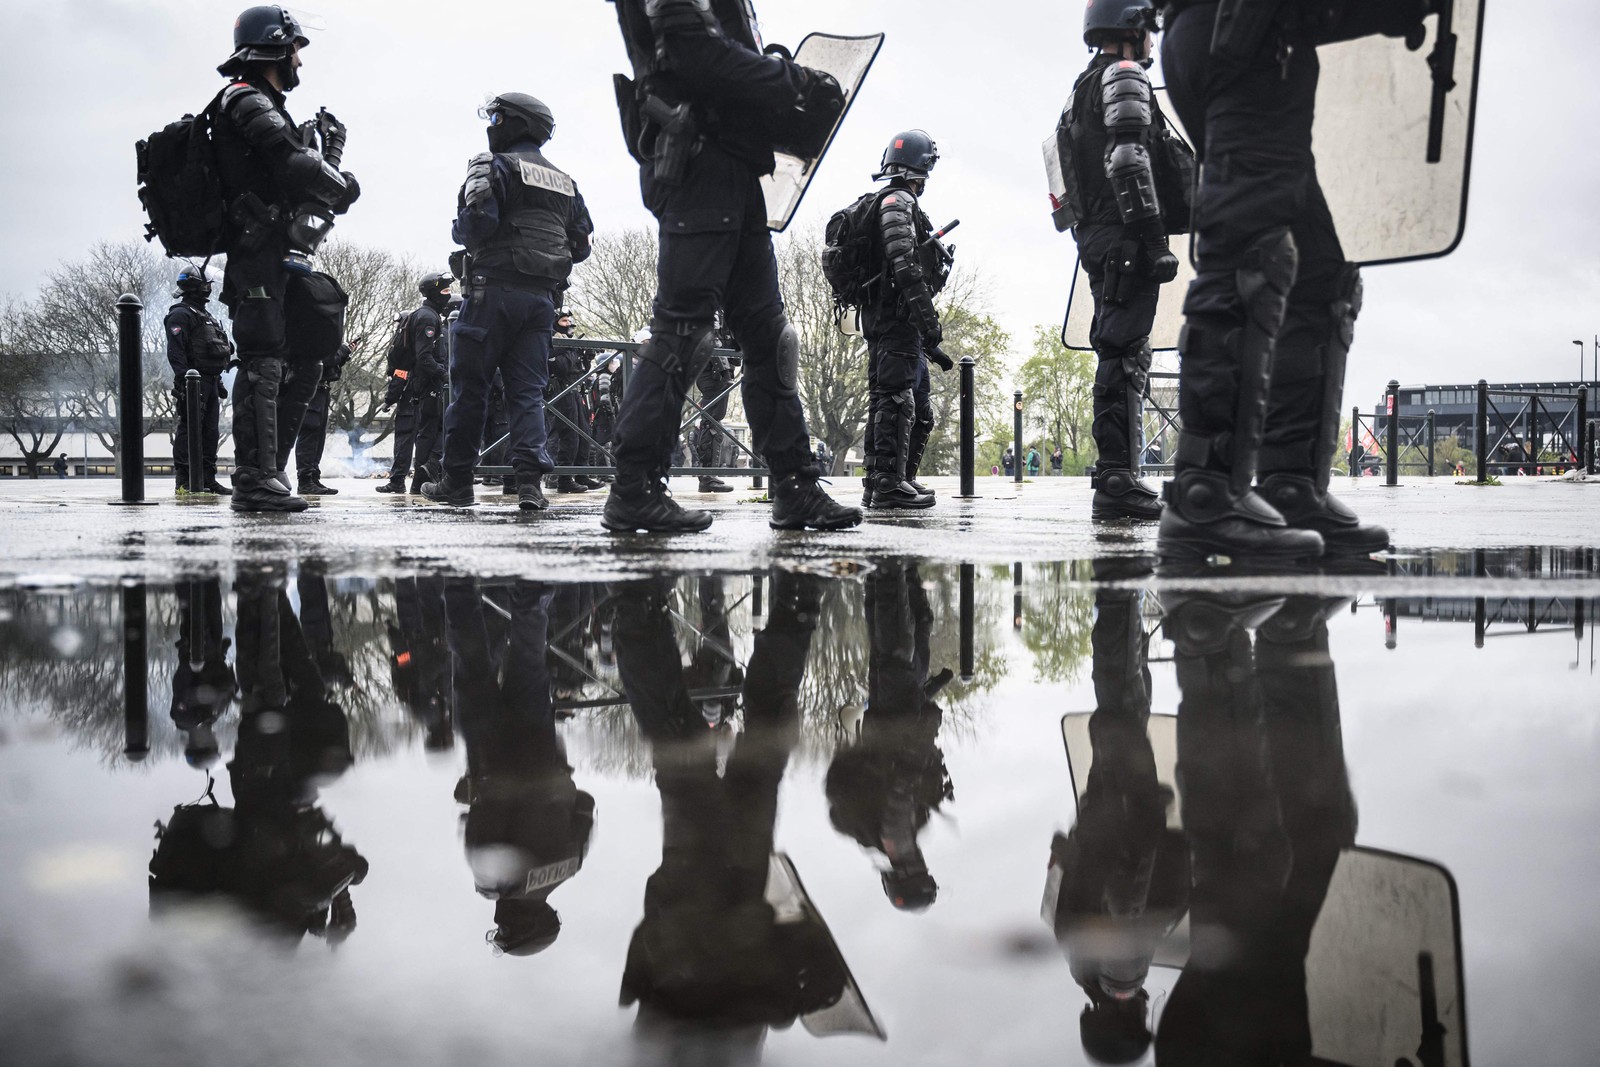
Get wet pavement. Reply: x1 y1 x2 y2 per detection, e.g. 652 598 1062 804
0 477 1597 1065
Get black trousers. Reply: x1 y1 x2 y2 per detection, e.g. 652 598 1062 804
390 393 444 479
295 385 329 476
1078 222 1160 468
173 374 222 485
613 147 813 478
1162 4 1348 467
443 285 555 480
223 244 320 475
692 357 734 467
546 375 585 468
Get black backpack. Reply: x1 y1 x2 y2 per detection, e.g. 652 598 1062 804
822 190 890 310
383 311 412 375
136 91 227 259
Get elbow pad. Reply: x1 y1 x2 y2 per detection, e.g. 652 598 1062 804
645 0 720 37
1107 143 1160 224
283 148 354 209
223 84 294 152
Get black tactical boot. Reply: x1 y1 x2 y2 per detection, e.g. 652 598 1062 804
502 476 519 495
1258 473 1389 555
603 470 714 533
576 476 606 490
203 478 232 497
555 476 589 494
1092 468 1163 522
698 475 734 493
518 476 549 512
861 477 874 509
868 472 936 510
1158 471 1323 562
771 467 864 530
421 471 476 507
298 468 338 496
230 467 309 513
376 472 406 493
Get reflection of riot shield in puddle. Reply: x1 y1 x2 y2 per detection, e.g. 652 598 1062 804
759 33 885 232
1049 591 1468 1066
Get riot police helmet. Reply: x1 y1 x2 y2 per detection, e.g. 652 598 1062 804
873 130 939 182
488 897 562 957
218 6 309 78
1083 0 1157 46
480 93 556 149
881 866 938 912
175 266 213 299
418 271 453 303
555 309 575 336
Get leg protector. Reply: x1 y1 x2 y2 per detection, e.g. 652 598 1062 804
638 321 716 391
274 362 323 478
774 319 800 398
245 356 286 483
906 367 935 483
1175 228 1298 495
1312 265 1362 492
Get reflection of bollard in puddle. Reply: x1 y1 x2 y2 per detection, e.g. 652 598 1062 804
959 563 975 681
122 584 149 762
184 370 205 494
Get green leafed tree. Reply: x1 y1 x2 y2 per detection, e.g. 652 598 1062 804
1019 324 1097 474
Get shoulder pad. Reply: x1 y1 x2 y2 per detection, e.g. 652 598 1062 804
880 189 917 211
645 0 720 36
221 81 270 114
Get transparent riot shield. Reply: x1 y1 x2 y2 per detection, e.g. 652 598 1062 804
764 853 888 1040
760 33 885 232
1060 3 1486 348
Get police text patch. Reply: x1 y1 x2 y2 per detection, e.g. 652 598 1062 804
517 160 575 197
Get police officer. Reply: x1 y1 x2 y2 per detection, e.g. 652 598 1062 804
423 94 593 513
379 273 452 493
293 339 350 495
545 309 600 494
850 131 956 510
691 320 737 493
1059 1 1186 521
213 5 359 512
1156 1 1424 560
164 267 234 497
605 0 862 534
589 352 622 477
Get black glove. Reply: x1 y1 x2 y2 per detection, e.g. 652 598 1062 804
928 345 954 372
924 322 944 350
338 171 361 212
1140 221 1179 283
797 67 846 119
382 373 406 409
217 379 228 399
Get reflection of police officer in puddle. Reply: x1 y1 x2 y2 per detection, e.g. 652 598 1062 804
1158 592 1356 1063
149 573 366 944
445 579 593 956
170 578 237 768
611 572 851 1058
826 561 954 911
1045 569 1187 1064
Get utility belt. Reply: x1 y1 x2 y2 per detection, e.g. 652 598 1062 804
468 271 555 296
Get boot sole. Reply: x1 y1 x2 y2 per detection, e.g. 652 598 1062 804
602 517 713 533
1156 534 1322 564
770 512 864 531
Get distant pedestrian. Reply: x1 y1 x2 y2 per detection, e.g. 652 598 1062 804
1002 447 1016 477
53 454 68 479
1050 447 1063 475
1026 448 1041 477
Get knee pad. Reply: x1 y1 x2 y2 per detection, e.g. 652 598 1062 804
246 357 286 398
739 315 801 399
890 387 915 422
638 321 715 387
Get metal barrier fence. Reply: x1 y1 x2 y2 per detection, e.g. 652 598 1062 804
1473 379 1588 482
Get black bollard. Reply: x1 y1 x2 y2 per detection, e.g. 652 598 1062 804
1476 380 1489 483
1576 386 1587 473
1385 380 1400 487
113 293 152 505
123 584 150 762
1013 391 1025 484
752 573 764 618
1012 561 1023 631
1426 409 1437 478
958 356 977 498
1350 406 1361 478
959 563 975 681
184 369 205 493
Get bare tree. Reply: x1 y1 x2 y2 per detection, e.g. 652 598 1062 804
314 241 420 454
776 227 869 473
566 227 657 341
0 299 70 477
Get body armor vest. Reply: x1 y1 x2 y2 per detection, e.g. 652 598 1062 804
470 147 580 287
170 302 234 372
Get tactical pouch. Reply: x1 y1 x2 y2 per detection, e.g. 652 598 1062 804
1103 241 1142 306
284 270 349 365
640 94 699 187
614 75 648 166
227 192 281 254
1155 127 1197 235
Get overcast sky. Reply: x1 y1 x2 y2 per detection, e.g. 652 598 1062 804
2 0 1597 407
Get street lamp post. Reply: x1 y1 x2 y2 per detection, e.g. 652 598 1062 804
1575 339 1583 384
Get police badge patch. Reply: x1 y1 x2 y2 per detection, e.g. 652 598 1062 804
517 159 575 197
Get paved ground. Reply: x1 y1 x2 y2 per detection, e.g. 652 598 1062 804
1 473 1596 587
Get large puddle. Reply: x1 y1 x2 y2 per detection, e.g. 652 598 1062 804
1 554 1596 1065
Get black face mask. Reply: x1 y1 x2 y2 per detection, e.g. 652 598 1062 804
278 55 300 91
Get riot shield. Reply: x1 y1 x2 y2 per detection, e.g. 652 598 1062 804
1059 4 1485 347
764 853 888 1041
760 33 885 232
